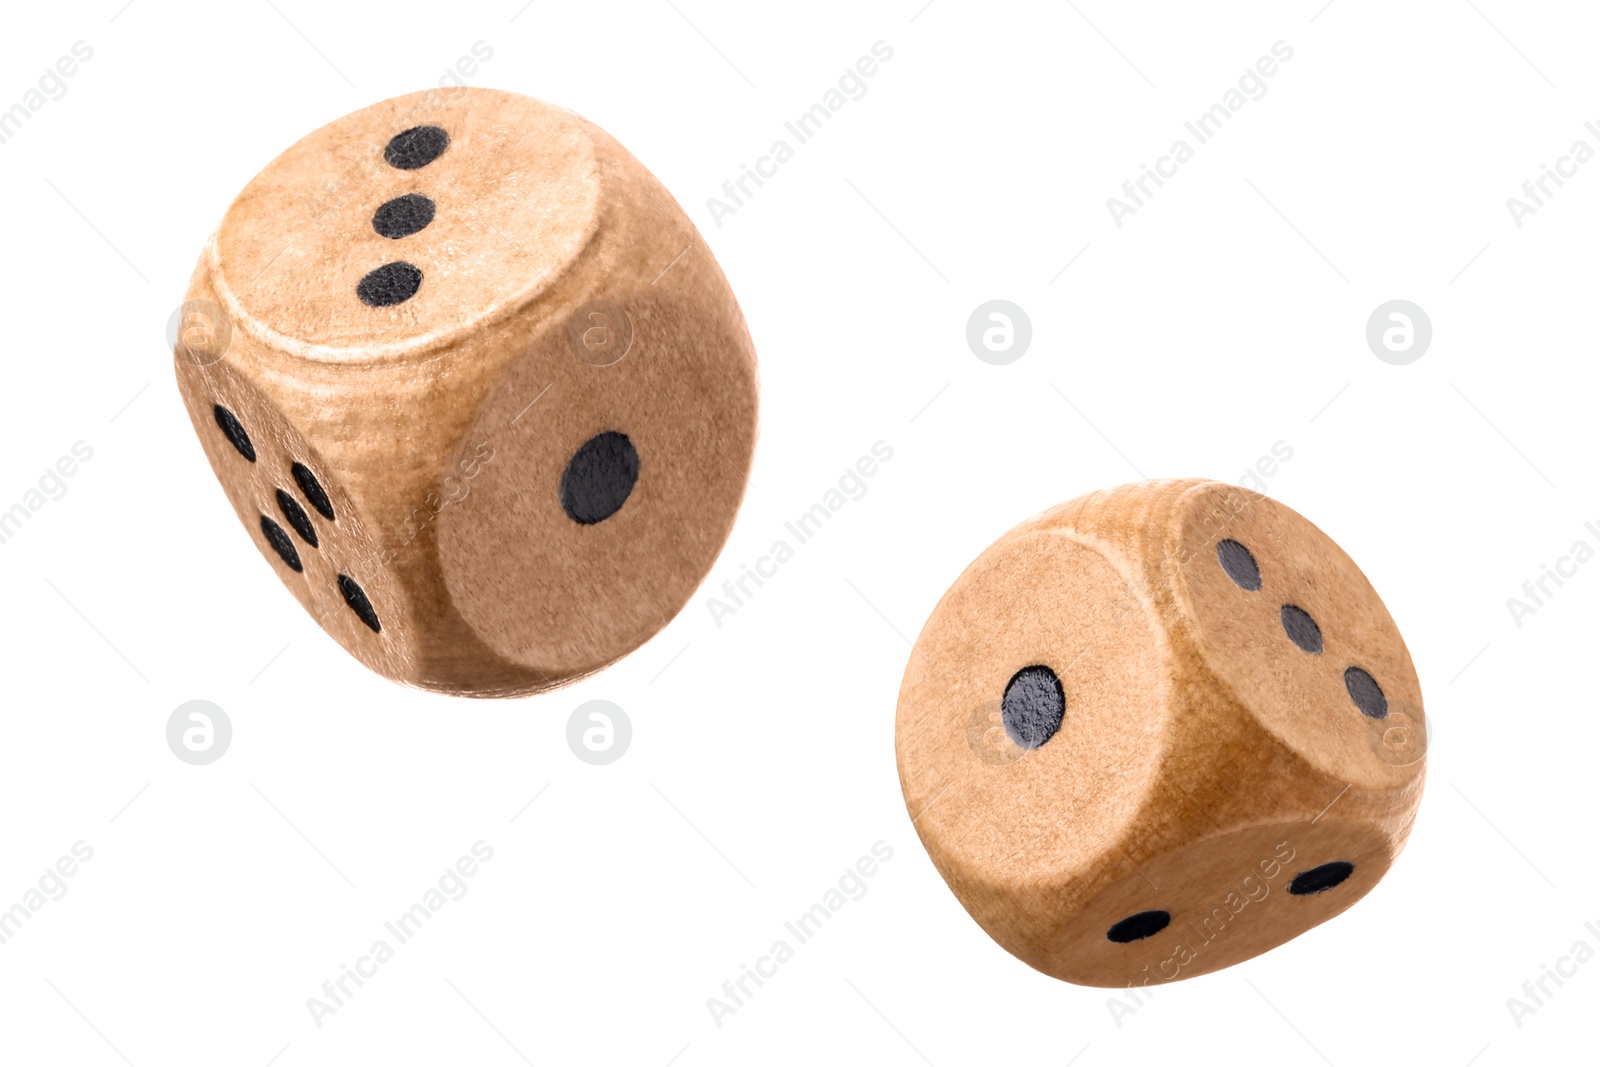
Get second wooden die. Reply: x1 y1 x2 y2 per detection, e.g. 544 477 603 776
895 480 1426 986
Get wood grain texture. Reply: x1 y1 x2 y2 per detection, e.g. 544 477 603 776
174 88 758 696
895 480 1426 986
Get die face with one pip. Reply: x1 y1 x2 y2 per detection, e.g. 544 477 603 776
894 480 1425 986
174 88 758 697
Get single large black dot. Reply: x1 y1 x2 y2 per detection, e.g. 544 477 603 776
357 262 423 307
1344 666 1388 719
338 574 381 633
213 404 256 462
1280 604 1323 654
260 515 302 573
1107 910 1171 943
560 432 639 525
292 462 336 521
1216 538 1262 591
384 125 449 170
1001 665 1065 750
275 489 318 548
1288 861 1354 896
372 193 436 239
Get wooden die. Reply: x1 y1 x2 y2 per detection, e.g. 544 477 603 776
895 480 1425 986
174 88 758 696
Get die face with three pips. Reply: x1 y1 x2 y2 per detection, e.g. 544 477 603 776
894 479 1426 986
174 88 758 697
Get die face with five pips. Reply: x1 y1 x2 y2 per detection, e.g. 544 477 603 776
174 88 759 697
894 480 1426 986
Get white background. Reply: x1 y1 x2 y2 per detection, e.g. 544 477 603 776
0 1 1595 1064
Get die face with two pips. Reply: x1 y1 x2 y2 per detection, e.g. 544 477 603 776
175 88 758 696
894 480 1426 986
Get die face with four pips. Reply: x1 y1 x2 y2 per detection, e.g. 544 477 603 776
895 479 1426 986
175 88 759 697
